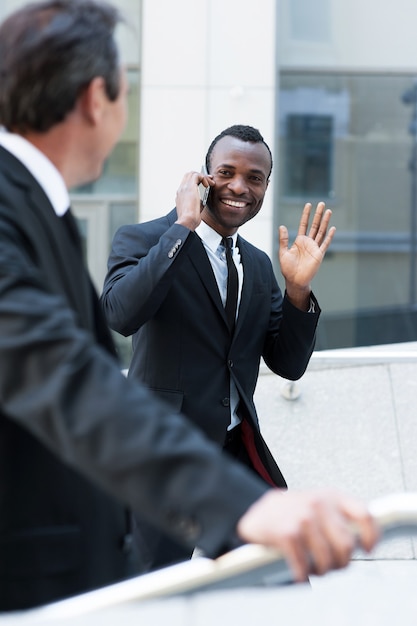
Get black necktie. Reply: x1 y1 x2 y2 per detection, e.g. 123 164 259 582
222 236 238 332
62 208 81 247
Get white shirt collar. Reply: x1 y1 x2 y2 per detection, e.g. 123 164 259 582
0 130 70 216
195 219 238 253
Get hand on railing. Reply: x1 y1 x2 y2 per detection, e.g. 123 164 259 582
34 492 417 622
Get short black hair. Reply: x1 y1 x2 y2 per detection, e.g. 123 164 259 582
0 0 124 132
205 125 273 178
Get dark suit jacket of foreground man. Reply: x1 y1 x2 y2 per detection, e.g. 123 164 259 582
102 208 320 489
0 147 269 611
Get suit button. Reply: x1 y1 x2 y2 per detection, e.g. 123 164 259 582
166 511 200 542
228 360 233 368
222 397 230 407
120 533 133 554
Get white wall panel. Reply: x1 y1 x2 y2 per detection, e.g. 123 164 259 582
139 88 208 223
139 0 277 258
141 0 208 85
207 0 276 87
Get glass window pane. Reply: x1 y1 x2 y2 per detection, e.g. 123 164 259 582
109 203 137 251
107 202 137 368
278 72 417 349
285 114 333 197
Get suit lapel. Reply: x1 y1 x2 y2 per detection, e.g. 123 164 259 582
0 147 95 332
29 184 95 330
185 231 259 337
168 211 256 335
185 231 258 336
234 236 254 336
186 232 229 327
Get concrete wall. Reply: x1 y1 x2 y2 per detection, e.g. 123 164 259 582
256 342 417 559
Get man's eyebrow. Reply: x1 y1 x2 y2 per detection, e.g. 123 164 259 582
216 163 266 176
215 162 235 169
248 168 267 176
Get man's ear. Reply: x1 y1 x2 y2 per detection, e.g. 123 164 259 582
77 76 107 125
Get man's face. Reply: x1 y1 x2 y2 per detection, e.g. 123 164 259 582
201 135 271 236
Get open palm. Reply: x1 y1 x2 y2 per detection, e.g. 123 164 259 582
279 202 336 289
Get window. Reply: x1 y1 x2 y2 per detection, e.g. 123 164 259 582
285 114 333 197
277 72 417 349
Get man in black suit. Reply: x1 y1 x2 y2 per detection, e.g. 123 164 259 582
101 124 336 572
0 0 378 612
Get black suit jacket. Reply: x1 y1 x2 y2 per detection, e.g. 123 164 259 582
0 148 268 611
102 209 320 488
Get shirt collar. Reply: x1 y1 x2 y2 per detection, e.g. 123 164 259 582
195 219 238 253
0 130 70 216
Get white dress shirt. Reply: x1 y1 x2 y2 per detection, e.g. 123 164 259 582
0 130 69 216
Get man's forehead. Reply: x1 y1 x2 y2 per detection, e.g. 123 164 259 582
211 135 271 172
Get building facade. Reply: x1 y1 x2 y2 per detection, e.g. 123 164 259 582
3 0 417 362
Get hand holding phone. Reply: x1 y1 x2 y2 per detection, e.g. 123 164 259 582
199 164 210 207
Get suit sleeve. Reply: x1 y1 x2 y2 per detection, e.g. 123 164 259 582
262 256 321 380
101 218 192 336
0 217 269 557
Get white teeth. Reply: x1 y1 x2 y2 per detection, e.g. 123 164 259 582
224 200 246 208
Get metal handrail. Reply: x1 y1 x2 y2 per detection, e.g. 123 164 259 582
310 348 417 368
259 348 417 379
16 492 417 623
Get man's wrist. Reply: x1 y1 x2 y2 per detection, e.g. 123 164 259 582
285 286 312 312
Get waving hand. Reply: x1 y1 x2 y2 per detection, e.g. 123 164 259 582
278 202 336 310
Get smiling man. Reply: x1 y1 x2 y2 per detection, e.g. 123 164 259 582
101 124 336 573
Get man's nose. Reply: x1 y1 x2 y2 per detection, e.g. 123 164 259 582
227 176 248 194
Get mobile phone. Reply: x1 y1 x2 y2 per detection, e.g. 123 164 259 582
199 164 210 207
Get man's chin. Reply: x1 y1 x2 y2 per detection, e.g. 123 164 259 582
73 168 102 189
